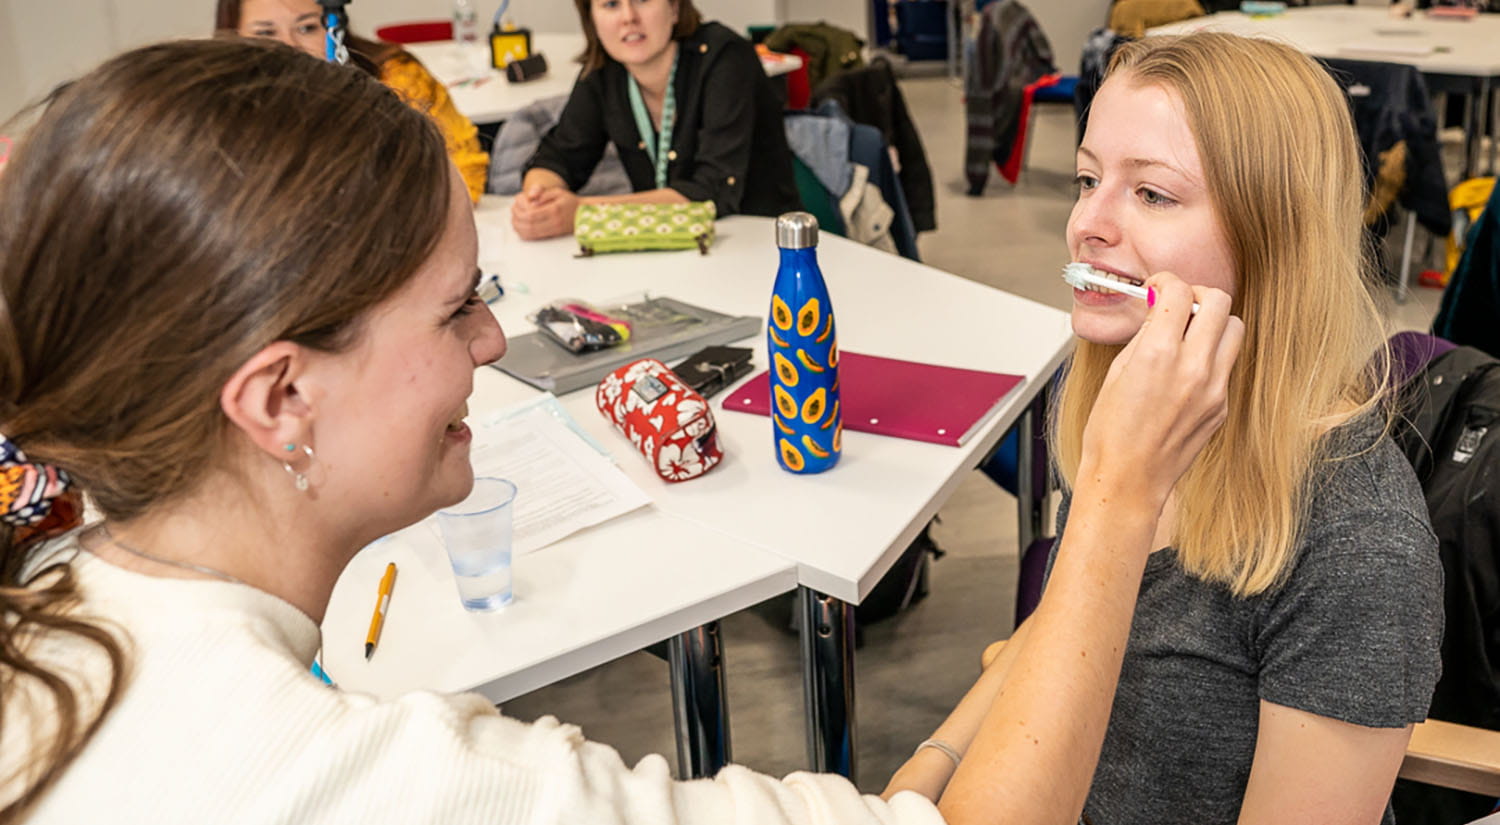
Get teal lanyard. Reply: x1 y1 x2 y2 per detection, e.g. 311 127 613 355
627 54 678 190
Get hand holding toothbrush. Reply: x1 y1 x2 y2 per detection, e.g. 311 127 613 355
1078 271 1243 513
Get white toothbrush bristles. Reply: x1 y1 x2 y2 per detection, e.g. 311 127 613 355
1061 263 1199 314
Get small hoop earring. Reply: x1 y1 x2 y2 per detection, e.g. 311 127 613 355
282 444 315 492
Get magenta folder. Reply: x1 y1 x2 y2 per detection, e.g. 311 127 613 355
720 351 1025 447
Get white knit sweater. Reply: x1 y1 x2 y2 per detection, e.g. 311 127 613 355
9 538 943 824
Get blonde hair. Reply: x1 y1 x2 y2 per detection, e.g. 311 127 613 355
1054 33 1392 597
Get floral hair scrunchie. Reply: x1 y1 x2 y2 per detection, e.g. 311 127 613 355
0 436 83 546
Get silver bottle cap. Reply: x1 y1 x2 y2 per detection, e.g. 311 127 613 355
775 212 819 249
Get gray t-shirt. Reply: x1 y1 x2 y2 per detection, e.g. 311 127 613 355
1045 423 1442 825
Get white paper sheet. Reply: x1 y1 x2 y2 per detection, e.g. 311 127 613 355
467 404 651 555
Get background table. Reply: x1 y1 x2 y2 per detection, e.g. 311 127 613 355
1149 7 1500 175
407 33 586 125
464 197 1075 778
408 34 804 125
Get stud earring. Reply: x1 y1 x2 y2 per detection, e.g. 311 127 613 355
281 444 315 492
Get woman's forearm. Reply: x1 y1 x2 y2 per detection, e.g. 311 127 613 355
580 187 689 206
938 488 1161 825
520 167 569 193
880 623 1032 802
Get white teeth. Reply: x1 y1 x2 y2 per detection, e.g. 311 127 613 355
1080 268 1143 291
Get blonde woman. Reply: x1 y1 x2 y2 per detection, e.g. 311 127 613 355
981 34 1442 825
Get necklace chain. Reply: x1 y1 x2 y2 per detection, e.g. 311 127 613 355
92 523 247 587
87 523 331 683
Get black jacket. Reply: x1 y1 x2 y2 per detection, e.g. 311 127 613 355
1321 58 1451 238
525 22 800 219
1434 180 1500 357
812 58 937 233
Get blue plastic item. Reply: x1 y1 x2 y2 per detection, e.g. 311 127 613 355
1239 1 1287 16
980 430 1020 496
1033 76 1078 104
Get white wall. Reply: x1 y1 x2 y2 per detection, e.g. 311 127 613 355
0 2 23 123
1030 0 1112 73
778 0 870 41
5 0 114 116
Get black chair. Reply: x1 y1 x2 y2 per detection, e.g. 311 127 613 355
1321 57 1453 301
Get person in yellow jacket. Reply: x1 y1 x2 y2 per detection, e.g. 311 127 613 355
216 0 489 202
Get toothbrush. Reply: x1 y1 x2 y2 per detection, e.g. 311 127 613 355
1062 262 1200 314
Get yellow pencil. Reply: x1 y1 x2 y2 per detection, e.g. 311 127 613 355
364 563 397 660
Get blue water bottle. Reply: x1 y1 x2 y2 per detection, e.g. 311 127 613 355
769 212 841 473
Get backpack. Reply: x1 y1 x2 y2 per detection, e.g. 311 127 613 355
1391 342 1500 825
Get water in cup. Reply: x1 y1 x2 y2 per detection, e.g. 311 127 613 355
437 477 518 611
451 543 512 610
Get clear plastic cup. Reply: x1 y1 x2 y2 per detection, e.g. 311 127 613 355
436 477 517 611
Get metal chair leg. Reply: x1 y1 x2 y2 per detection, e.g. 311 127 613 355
669 622 731 778
800 586 856 779
1398 209 1416 305
1016 387 1052 553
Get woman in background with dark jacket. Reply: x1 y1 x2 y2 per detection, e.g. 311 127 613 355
513 0 799 240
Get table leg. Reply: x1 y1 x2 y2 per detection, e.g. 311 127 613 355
1462 82 1477 180
1473 76 1492 179
1015 388 1052 554
800 585 857 779
668 621 731 779
1398 210 1417 305
1485 77 1496 177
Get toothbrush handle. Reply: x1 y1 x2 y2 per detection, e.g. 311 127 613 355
1108 278 1201 314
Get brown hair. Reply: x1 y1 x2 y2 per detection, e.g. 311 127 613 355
572 0 703 76
1053 34 1391 596
214 0 400 77
0 38 449 816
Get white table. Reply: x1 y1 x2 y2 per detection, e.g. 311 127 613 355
324 197 1074 779
1149 7 1500 174
408 34 804 125
457 197 1074 777
321 495 797 777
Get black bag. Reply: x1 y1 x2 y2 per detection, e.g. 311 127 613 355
855 523 944 625
754 523 945 648
1391 344 1500 825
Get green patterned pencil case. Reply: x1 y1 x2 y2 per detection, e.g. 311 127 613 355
574 201 717 256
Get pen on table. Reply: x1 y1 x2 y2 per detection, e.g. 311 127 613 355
365 562 397 660
451 75 496 89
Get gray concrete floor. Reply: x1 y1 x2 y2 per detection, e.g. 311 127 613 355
500 75 1452 793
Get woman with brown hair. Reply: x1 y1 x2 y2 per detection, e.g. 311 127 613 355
215 0 490 202
512 0 801 239
0 37 1240 825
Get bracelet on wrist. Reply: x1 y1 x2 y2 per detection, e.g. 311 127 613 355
913 738 962 769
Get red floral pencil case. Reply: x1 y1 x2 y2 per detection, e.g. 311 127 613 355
596 358 723 482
